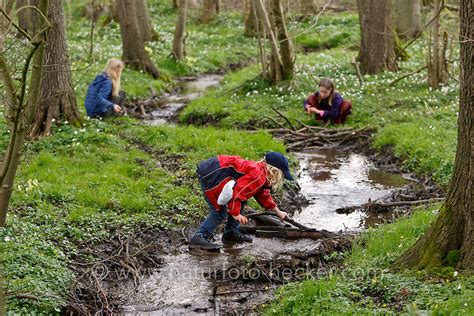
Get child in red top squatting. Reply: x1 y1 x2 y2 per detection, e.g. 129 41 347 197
304 78 352 125
189 152 294 251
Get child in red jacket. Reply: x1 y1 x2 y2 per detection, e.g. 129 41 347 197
304 78 352 125
189 152 294 250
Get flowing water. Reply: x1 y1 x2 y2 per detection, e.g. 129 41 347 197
143 74 223 126
121 75 412 315
295 149 410 232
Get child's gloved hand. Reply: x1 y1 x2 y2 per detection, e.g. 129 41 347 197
232 214 248 225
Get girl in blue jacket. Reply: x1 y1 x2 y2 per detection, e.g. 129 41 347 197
85 58 125 118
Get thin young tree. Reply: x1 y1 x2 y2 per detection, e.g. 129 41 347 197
427 0 448 89
393 0 473 272
255 0 294 83
172 0 188 60
356 0 397 74
30 0 82 137
272 0 294 80
0 0 50 226
115 0 160 78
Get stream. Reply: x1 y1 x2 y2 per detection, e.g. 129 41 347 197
120 74 413 315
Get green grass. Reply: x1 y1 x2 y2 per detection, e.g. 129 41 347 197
264 207 474 315
67 0 257 112
2 117 287 313
1 4 464 314
291 13 360 51
180 14 459 186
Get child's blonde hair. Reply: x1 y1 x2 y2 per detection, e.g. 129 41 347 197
104 58 124 96
265 163 284 189
318 77 335 106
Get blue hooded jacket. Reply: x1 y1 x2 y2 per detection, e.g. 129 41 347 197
84 73 114 117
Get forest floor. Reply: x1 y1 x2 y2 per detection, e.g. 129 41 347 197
1 1 472 314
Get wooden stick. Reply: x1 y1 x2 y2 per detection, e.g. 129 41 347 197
263 115 287 129
373 197 444 208
388 65 428 87
255 229 335 240
351 57 364 85
272 106 296 131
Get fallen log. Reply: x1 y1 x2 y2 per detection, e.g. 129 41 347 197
251 214 288 227
255 229 336 240
246 211 309 230
241 225 300 233
336 197 445 214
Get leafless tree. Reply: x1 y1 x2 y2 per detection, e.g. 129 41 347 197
0 0 50 226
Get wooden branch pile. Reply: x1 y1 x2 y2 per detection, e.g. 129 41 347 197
267 125 373 151
124 90 161 118
263 107 373 150
66 232 163 314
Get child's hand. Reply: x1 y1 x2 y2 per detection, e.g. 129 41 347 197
271 208 288 221
232 214 248 225
276 210 288 221
113 104 122 113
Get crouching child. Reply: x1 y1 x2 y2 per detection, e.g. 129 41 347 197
189 152 294 251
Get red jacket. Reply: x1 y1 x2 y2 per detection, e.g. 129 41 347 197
197 155 277 216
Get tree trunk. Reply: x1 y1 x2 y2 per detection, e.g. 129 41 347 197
356 0 397 74
427 0 447 89
256 0 283 83
0 0 48 227
135 0 157 42
199 0 218 24
17 0 37 36
115 0 160 78
244 0 258 37
272 0 294 80
1 0 14 35
30 0 81 137
393 0 422 39
300 0 317 15
393 0 473 272
172 0 188 60
252 0 268 78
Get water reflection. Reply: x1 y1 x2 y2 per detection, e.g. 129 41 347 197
295 149 409 232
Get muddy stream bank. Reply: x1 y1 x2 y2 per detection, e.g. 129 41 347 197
74 75 443 315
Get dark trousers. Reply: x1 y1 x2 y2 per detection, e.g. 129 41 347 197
104 91 126 117
314 100 352 124
192 179 246 239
